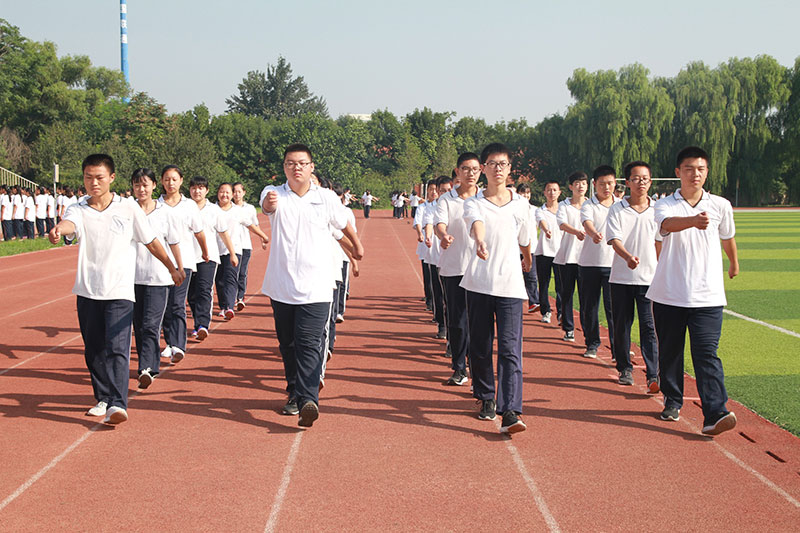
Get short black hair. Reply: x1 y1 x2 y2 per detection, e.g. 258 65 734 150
233 181 245 191
567 171 588 185
623 161 652 179
592 165 616 181
189 176 209 188
284 143 313 161
82 154 115 174
676 146 709 168
543 180 560 188
131 168 157 185
457 152 480 167
161 165 183 179
515 183 531 194
436 175 453 187
615 184 626 193
480 143 511 164
332 182 344 196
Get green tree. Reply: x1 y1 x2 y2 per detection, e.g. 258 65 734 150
226 56 328 119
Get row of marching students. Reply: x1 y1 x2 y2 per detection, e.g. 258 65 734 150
50 155 269 425
413 143 740 437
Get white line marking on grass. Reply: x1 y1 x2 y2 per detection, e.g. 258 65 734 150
723 309 800 339
498 424 561 532
0 334 82 377
3 294 73 320
264 432 303 533
0 422 102 512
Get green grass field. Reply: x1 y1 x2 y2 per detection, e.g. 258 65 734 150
571 210 800 435
0 237 61 257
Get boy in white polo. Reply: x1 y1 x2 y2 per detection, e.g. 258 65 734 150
647 146 739 436
461 143 532 434
606 161 661 391
261 143 364 428
414 182 437 311
555 172 588 342
49 154 185 425
435 152 480 386
534 180 563 323
424 176 453 340
578 165 620 359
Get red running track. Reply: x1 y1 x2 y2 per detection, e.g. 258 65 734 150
1 210 799 531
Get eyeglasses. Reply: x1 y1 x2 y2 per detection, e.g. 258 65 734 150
628 177 651 184
484 161 510 169
459 166 481 174
284 161 312 169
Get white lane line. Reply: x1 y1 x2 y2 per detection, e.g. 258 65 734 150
387 219 424 286
723 309 800 339
0 423 102 512
3 294 74 320
0 334 83 377
264 432 303 533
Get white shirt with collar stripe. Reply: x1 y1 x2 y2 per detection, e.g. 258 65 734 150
578 195 620 267
606 197 661 286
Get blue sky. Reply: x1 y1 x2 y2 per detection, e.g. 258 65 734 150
5 1 800 124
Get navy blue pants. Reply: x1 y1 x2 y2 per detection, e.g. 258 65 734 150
36 218 45 237
421 260 432 303
215 253 241 312
579 266 615 354
466 290 524 415
236 248 252 301
364 205 371 218
442 275 469 372
76 296 134 409
163 268 193 351
327 285 340 353
13 219 23 238
133 284 169 375
1 220 12 240
557 263 582 333
188 260 217 330
45 217 55 233
24 220 34 239
428 263 445 327
610 283 658 379
271 299 330 407
653 303 729 425
523 264 539 307
535 255 562 317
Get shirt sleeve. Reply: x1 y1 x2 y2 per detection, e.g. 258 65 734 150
653 198 671 236
556 202 567 227
605 203 623 243
413 204 425 227
579 200 592 223
517 202 532 247
434 196 449 226
423 203 435 226
132 203 157 245
328 194 348 230
717 197 735 240
462 197 483 232
64 203 83 239
188 203 204 233
260 186 275 215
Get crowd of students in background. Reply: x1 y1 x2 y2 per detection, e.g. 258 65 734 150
0 184 86 241
409 143 740 437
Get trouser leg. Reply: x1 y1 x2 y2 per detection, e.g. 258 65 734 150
611 283 634 372
190 261 217 330
338 262 349 315
442 276 469 372
293 302 330 407
77 296 112 404
133 284 168 375
422 260 432 303
557 263 578 332
430 264 445 327
495 296 524 415
579 266 602 350
163 268 193 351
236 248 252 301
522 266 539 307
634 287 659 380
687 306 728 424
535 255 552 314
654 303 687 410
467 290 496 403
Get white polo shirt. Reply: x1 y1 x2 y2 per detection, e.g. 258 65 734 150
422 199 442 266
362 193 373 207
46 195 55 218
413 202 428 260
217 203 246 256
435 189 477 277
606 197 660 286
158 195 204 272
65 194 156 301
459 191 531 300
195 201 227 265
534 204 562 257
24 196 35 222
410 194 420 207
578 195 620 268
526 203 539 257
260 183 348 305
238 202 259 251
554 198 584 265
135 202 180 286
12 194 24 220
35 194 47 218
0 194 10 221
646 189 735 307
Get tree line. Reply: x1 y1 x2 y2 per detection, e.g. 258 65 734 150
1 18 798 205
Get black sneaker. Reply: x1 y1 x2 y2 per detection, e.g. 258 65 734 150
282 398 299 416
702 411 737 436
563 330 575 342
618 369 633 386
500 411 527 434
582 347 597 358
478 399 496 420
435 326 447 339
445 370 468 386
660 407 680 421
298 401 319 427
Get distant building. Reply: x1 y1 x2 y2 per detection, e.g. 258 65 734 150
347 114 372 122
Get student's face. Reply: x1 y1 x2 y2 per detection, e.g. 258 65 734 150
83 165 115 197
161 170 183 195
626 166 652 196
569 179 588 196
675 157 708 191
544 183 561 202
217 185 233 205
594 174 616 200
133 178 156 201
427 187 438 201
189 184 208 202
456 159 481 187
283 151 314 188
520 190 531 201
233 184 245 203
438 182 452 195
482 153 511 187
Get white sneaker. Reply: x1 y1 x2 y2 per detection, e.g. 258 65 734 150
171 347 185 364
103 406 128 425
138 369 153 389
541 311 551 324
160 346 172 359
335 314 344 323
86 401 108 417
